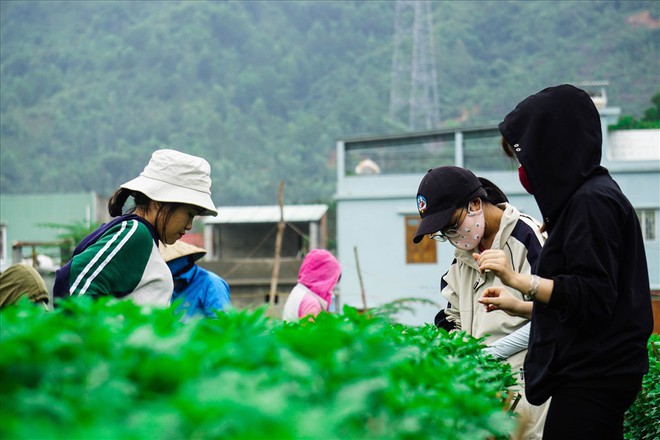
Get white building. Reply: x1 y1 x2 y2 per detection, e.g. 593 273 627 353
335 104 659 326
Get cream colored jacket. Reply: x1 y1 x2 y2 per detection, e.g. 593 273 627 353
441 203 545 374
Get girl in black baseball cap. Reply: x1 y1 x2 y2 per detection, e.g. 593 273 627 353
414 166 548 438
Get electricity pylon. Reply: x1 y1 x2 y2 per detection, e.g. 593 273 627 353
389 0 440 131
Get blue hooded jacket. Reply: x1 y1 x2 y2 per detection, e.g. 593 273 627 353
167 256 231 321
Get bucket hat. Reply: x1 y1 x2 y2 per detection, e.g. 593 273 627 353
120 149 218 216
413 166 483 243
159 240 207 263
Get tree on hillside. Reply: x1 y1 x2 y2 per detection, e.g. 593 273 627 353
610 92 660 130
1 1 658 203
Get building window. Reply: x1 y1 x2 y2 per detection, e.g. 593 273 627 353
637 209 657 241
405 216 436 264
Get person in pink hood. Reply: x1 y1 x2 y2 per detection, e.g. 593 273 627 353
282 249 342 322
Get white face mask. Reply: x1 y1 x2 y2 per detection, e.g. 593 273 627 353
449 207 485 251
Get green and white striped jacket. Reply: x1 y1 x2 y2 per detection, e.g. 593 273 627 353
55 214 173 306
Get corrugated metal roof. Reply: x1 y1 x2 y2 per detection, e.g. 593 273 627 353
205 204 328 224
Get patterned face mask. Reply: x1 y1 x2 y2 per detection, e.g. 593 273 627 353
448 206 485 251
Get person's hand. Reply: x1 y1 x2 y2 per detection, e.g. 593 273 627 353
473 249 517 286
478 286 529 318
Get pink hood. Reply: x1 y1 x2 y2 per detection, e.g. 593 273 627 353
297 249 342 306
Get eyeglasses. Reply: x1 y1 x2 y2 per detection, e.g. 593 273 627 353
429 206 465 242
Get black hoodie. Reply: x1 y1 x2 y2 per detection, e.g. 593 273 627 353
499 84 653 405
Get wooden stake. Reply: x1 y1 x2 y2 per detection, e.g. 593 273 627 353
269 180 285 308
353 246 367 311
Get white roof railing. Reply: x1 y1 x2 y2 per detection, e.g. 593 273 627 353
205 204 328 224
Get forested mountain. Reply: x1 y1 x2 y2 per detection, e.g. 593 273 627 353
1 1 658 206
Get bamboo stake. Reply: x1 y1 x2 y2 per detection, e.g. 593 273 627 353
353 246 367 311
268 180 285 308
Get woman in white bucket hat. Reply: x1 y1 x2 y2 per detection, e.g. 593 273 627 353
53 149 218 307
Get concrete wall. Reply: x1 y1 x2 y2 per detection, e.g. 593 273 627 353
199 257 302 314
210 223 309 259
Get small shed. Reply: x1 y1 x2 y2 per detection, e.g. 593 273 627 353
201 204 329 308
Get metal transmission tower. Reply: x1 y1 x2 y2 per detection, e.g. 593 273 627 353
389 0 440 131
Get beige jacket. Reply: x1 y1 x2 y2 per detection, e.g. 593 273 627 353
441 203 545 374
442 203 549 439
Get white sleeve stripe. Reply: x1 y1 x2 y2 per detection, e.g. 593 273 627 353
70 221 128 294
79 220 139 296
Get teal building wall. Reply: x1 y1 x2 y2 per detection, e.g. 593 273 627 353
0 192 103 269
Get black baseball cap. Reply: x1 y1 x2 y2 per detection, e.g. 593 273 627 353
413 166 483 243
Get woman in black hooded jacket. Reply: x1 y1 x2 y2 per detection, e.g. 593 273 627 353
475 84 652 439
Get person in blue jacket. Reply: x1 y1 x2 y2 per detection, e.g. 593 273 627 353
160 240 230 321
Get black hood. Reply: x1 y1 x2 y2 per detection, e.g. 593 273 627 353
498 84 608 230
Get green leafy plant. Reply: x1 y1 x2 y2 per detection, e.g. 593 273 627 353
39 220 100 262
365 296 441 320
1 297 518 440
609 93 660 130
41 220 100 245
624 333 660 440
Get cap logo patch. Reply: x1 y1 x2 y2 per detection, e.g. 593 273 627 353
417 195 427 214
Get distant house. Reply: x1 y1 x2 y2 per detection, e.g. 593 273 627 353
201 204 329 309
334 93 660 326
0 192 109 273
